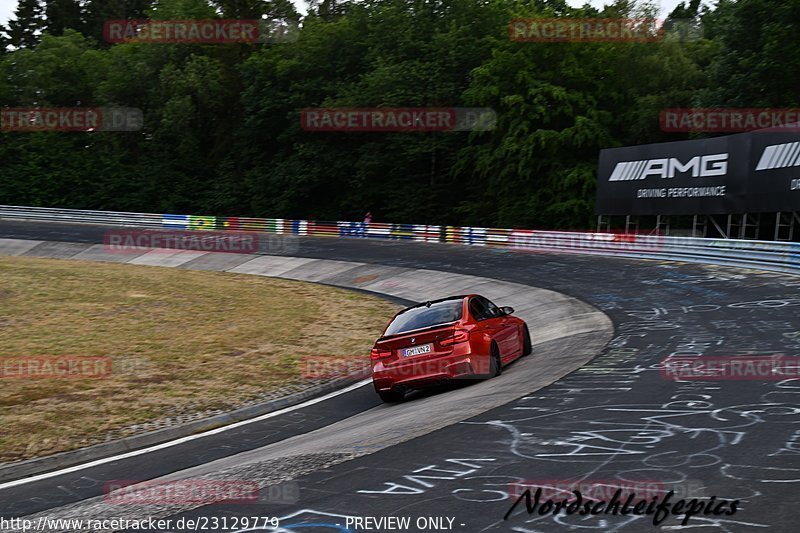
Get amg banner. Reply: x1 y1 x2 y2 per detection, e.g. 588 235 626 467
596 132 800 215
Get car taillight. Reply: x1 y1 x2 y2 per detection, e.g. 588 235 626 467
370 347 392 360
441 329 469 346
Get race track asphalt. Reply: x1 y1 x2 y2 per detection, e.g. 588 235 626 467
0 220 798 533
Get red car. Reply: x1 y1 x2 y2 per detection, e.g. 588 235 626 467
370 295 531 403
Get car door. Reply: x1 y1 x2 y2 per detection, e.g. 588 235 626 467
468 297 498 374
469 296 505 356
481 297 520 359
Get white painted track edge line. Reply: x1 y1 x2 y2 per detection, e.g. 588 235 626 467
0 379 372 490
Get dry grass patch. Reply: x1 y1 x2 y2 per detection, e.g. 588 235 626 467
0 256 399 462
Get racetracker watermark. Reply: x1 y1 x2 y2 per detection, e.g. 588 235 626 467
103 230 299 255
104 19 299 44
104 480 298 505
105 479 257 505
1 357 112 379
508 230 664 255
300 108 496 132
301 356 495 380
507 479 706 501
509 18 663 42
661 108 800 132
1 107 143 132
661 356 800 381
371 353 496 377
105 230 257 254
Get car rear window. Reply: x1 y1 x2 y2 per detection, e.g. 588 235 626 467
384 299 463 336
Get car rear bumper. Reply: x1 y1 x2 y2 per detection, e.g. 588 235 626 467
372 351 489 392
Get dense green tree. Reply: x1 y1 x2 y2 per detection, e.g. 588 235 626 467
5 30 107 106
308 0 351 20
82 1 154 45
43 0 83 36
0 0 795 228
146 0 218 18
210 0 298 19
699 0 800 107
4 0 44 49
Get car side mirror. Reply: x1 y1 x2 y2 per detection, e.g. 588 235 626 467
500 306 514 316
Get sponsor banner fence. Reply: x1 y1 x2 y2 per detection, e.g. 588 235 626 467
213 217 281 233
1 205 798 273
486 228 512 246
162 214 189 230
335 222 423 240
308 221 340 237
189 215 216 230
413 225 441 243
509 230 665 254
445 226 488 245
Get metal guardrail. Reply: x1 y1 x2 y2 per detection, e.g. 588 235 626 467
1 205 798 274
0 205 163 228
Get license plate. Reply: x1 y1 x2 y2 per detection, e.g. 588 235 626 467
402 344 432 357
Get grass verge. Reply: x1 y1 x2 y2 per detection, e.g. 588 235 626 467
0 256 399 463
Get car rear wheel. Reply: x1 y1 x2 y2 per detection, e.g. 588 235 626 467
378 388 405 403
522 324 532 356
490 343 502 377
